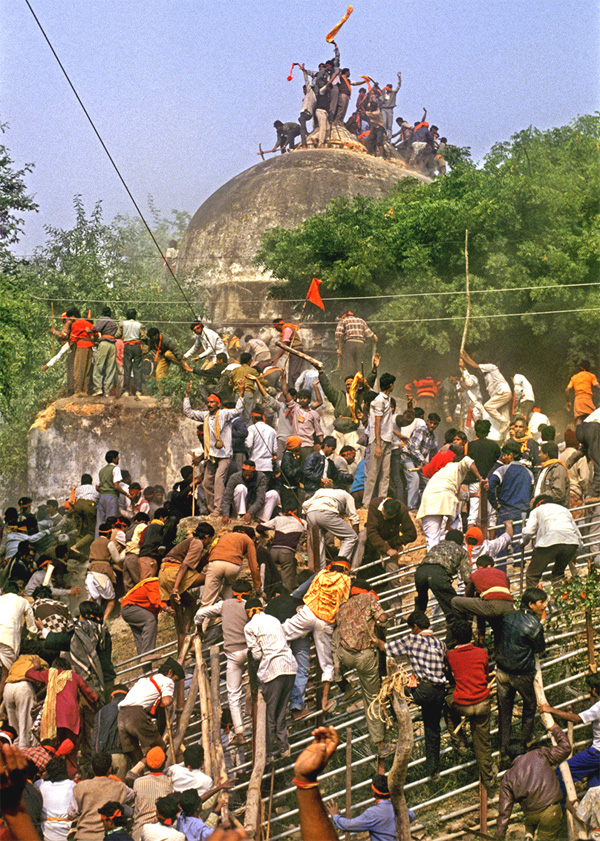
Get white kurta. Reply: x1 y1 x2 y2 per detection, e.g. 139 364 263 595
417 456 475 519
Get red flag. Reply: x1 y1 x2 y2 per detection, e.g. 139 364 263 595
287 63 295 81
306 278 325 310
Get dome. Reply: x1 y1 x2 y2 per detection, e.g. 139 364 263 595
177 139 429 323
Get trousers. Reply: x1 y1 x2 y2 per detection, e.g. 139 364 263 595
283 605 334 682
73 346 92 394
340 341 365 378
338 646 384 745
233 485 280 521
525 543 579 589
496 668 536 753
93 341 116 394
448 697 495 786
271 547 298 591
95 494 119 538
362 440 392 507
421 514 461 550
415 563 457 642
226 648 248 734
262 673 295 756
121 603 158 656
4 681 36 748
289 636 311 710
123 342 142 395
201 560 241 607
203 457 231 516
412 681 446 776
306 510 358 568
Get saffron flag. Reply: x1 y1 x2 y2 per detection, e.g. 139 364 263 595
287 63 295 82
306 278 325 310
326 5 353 42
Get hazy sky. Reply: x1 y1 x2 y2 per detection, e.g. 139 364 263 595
3 0 599 254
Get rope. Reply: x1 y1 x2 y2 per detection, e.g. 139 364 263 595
23 0 198 321
367 660 410 727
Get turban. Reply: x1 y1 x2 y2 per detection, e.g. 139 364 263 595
465 527 484 546
146 746 166 769
286 436 302 450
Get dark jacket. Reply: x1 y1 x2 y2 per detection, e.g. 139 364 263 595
496 725 570 837
536 461 570 507
221 471 267 518
495 607 545 675
92 696 123 753
281 450 303 488
302 452 345 494
149 331 181 360
232 416 249 454
365 496 417 555
318 370 377 432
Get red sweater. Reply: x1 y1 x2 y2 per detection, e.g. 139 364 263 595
422 449 455 479
446 644 489 705
471 567 513 602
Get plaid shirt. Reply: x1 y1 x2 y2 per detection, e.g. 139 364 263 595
335 315 376 344
386 631 447 684
408 425 438 465
23 745 52 773
33 599 73 638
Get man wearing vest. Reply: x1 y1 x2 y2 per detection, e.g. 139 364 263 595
96 451 130 537
117 657 185 764
183 380 245 517
451 552 514 643
86 522 126 621
91 307 118 397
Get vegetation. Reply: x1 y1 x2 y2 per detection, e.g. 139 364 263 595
256 114 600 384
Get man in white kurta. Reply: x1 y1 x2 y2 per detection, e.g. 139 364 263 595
0 588 40 700
417 448 484 549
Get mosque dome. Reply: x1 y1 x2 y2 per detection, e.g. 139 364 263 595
176 131 429 324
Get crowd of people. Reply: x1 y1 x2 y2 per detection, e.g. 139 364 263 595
263 41 447 175
3 307 600 840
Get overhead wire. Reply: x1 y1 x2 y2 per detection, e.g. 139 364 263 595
23 0 199 320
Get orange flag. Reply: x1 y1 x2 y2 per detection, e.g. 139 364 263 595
326 5 353 42
306 278 325 310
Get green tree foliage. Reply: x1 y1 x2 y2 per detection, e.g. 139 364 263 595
256 115 600 381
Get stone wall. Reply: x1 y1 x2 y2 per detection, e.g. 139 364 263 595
27 396 198 502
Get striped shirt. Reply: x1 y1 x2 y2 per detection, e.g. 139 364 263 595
132 774 173 841
335 315 376 344
385 631 447 684
244 612 298 683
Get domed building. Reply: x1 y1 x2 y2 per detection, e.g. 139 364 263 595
176 126 429 323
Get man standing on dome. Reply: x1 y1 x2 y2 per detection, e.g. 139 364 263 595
271 317 306 383
335 311 378 375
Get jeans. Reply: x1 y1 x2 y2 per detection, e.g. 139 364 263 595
496 668 536 753
562 745 600 792
262 673 295 755
525 543 579 589
411 681 446 775
289 636 311 710
401 453 426 510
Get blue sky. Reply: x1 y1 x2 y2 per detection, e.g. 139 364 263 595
3 0 599 253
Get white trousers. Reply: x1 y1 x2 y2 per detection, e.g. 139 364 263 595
283 605 334 682
421 514 462 550
225 648 248 734
4 681 36 748
233 485 280 521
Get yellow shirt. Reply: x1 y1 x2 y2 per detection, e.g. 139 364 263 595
304 570 351 623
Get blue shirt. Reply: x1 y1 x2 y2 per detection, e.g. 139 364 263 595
351 458 366 492
332 799 415 841
488 461 533 514
177 813 213 841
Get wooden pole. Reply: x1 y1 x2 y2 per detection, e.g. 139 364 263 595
345 725 352 841
173 664 199 757
586 558 597 672
479 486 488 539
265 767 275 841
191 466 196 518
478 780 488 836
210 645 230 826
533 657 578 841
311 524 321 572
194 636 213 780
389 685 413 841
244 691 267 839
51 302 56 355
460 229 470 354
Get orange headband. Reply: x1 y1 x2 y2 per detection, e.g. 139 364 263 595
208 393 221 403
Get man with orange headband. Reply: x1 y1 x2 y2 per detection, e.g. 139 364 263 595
68 751 134 840
184 379 245 516
244 597 298 761
327 772 416 838
195 578 253 744
98 800 135 841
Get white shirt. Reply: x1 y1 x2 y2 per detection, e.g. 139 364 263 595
244 612 298 683
580 699 600 751
479 363 510 398
183 397 243 459
74 484 99 502
399 417 426 448
528 410 550 442
184 327 226 361
245 338 271 364
245 422 277 471
468 533 512 568
585 408 600 424
302 488 360 525
521 503 582 549
141 825 186 841
417 457 475 519
35 779 75 841
0 593 38 654
513 374 535 403
369 392 394 443
119 673 175 710
166 763 213 795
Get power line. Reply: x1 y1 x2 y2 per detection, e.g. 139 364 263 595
23 0 198 320
26 280 600 306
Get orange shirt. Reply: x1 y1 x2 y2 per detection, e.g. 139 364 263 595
121 577 167 614
304 570 351 623
568 370 599 416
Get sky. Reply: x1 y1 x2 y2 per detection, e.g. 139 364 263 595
3 0 599 255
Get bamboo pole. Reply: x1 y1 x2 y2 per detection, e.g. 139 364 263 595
51 302 55 355
311 524 321 572
460 230 470 354
586 558 597 672
533 657 577 841
345 725 352 841
210 645 230 826
389 686 413 841
173 664 199 757
194 636 213 780
244 691 267 838
478 780 487 836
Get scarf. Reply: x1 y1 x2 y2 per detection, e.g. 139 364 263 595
204 410 224 457
40 668 72 740
347 372 362 423
70 618 105 701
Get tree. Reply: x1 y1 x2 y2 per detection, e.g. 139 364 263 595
256 115 600 388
